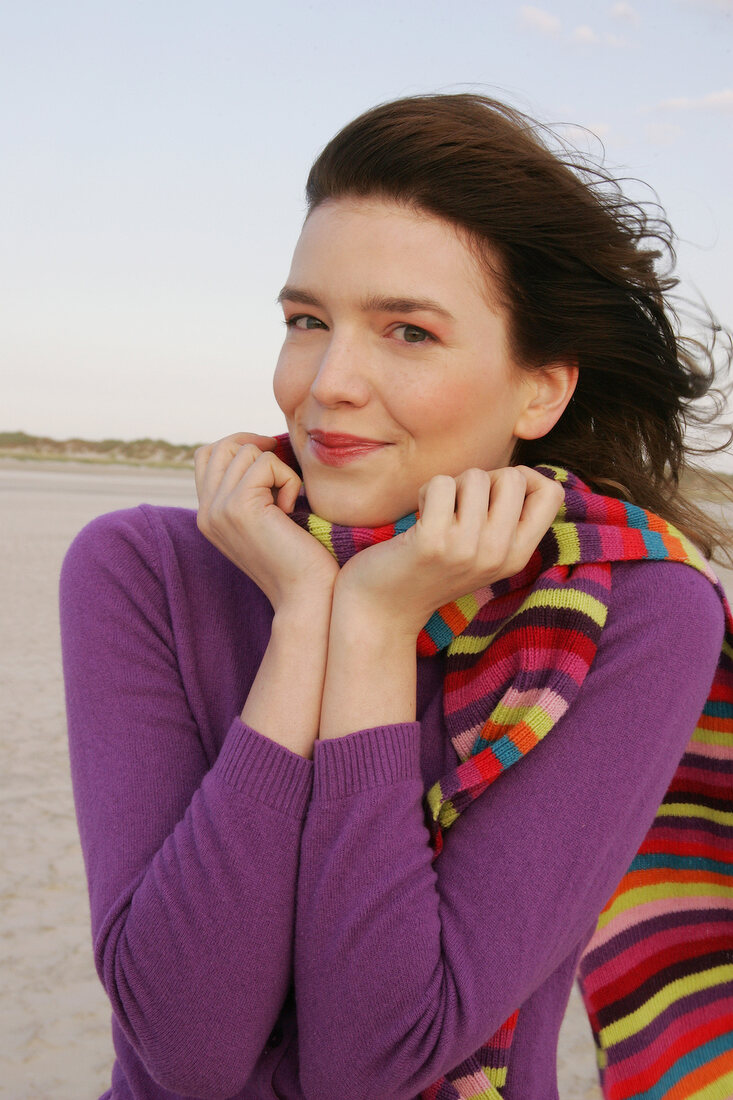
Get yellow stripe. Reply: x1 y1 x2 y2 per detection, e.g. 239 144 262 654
596 880 733 930
488 703 555 739
655 801 733 826
307 515 335 558
541 464 570 483
520 586 608 627
599 964 733 1047
455 592 480 622
485 1067 507 1090
438 800 459 828
551 521 582 564
425 782 460 829
449 629 500 657
692 727 733 747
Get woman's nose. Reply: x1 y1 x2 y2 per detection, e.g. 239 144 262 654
309 336 371 408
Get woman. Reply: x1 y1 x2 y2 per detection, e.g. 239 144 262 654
61 94 732 1100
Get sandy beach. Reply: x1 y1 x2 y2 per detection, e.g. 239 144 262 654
1 458 730 1100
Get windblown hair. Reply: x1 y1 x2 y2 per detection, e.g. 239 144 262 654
305 93 732 562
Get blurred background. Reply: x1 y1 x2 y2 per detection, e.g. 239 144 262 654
3 0 732 457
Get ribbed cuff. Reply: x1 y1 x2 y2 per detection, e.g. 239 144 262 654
312 723 421 800
215 717 313 817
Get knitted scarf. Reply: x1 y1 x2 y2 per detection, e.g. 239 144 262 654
273 435 733 1100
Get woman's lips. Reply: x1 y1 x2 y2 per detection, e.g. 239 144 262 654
307 432 388 467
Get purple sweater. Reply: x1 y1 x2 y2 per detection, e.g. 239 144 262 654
59 503 725 1100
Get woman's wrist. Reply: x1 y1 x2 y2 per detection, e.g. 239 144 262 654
331 572 425 645
240 590 333 759
318 585 418 739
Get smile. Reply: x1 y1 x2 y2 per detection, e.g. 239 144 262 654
307 431 389 468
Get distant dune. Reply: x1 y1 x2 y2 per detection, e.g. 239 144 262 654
0 431 200 468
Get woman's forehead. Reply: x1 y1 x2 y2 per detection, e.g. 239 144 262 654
287 198 500 311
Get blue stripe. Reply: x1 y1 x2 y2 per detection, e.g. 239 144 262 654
475 735 523 768
629 853 733 876
624 501 650 529
394 513 417 534
633 1032 733 1100
703 700 733 718
424 611 454 650
640 529 668 558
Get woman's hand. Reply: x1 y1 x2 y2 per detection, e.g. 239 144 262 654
194 432 339 613
334 466 564 639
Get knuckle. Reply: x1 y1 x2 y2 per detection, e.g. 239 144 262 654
463 467 490 484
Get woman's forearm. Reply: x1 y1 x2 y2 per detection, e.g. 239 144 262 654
318 590 418 740
241 594 333 758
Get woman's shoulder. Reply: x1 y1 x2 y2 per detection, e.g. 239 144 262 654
63 503 193 568
603 556 727 677
60 504 235 594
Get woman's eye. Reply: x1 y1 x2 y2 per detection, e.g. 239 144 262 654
392 324 434 344
285 314 327 331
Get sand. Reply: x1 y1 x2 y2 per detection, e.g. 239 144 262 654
1 458 730 1100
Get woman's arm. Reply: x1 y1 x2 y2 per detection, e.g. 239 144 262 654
61 506 315 1099
294 563 725 1100
195 433 338 758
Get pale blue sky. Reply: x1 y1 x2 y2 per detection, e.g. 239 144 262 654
3 0 732 455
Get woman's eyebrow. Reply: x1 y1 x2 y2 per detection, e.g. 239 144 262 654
277 286 322 307
361 293 455 321
277 286 455 322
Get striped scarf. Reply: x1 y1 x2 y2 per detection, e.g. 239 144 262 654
275 436 733 1100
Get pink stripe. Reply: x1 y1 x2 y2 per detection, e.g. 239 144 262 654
686 739 733 761
598 527 628 558
500 687 570 722
582 920 732 996
585 896 733 953
451 1070 504 1097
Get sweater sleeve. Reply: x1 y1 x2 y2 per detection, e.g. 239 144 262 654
59 507 313 1100
293 561 726 1100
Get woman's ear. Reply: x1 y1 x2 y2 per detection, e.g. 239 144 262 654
513 362 579 440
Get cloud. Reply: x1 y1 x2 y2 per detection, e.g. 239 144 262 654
519 5 561 34
611 1 639 22
569 25 629 46
572 24 600 42
657 89 733 111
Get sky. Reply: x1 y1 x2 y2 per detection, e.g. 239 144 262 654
3 0 732 465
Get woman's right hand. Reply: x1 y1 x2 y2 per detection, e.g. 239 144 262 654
194 432 339 613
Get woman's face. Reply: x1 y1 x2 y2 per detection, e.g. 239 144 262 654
273 198 541 527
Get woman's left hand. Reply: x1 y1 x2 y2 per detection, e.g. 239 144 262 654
334 466 564 639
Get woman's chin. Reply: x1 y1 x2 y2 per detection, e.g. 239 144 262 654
303 486 414 529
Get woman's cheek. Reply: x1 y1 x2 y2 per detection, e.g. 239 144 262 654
272 354 299 418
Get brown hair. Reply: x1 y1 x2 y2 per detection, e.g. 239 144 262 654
305 93 732 563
